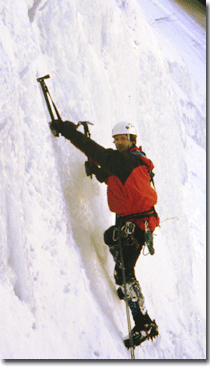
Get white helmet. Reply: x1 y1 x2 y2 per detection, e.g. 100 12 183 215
112 121 137 137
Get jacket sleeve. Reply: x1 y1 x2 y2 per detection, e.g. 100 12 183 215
94 167 110 183
61 122 137 180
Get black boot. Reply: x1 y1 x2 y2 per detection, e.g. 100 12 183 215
125 312 159 348
134 311 152 331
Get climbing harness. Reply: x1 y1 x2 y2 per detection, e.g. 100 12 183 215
118 207 158 256
119 207 158 223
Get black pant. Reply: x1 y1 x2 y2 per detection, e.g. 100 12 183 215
104 224 145 286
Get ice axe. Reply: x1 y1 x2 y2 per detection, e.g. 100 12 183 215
37 74 62 136
37 75 94 178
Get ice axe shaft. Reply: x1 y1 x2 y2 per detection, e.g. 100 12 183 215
37 74 62 124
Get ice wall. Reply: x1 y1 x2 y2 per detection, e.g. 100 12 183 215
0 0 205 359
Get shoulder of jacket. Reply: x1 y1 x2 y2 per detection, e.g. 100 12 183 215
129 146 146 157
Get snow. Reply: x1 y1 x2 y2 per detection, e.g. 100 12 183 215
0 0 206 360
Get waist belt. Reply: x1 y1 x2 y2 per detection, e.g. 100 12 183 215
119 207 158 222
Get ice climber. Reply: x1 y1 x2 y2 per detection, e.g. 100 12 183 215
50 119 159 347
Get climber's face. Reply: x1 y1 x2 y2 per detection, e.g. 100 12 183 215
114 134 132 152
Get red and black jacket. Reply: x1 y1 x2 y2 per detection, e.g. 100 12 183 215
60 122 159 231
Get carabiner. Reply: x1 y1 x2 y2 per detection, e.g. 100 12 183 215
124 222 135 236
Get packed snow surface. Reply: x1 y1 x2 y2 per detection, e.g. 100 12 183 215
0 0 206 360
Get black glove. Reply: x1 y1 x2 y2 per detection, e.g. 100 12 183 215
49 120 76 136
49 119 63 135
84 160 98 177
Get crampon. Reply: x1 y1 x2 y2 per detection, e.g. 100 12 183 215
124 320 159 349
